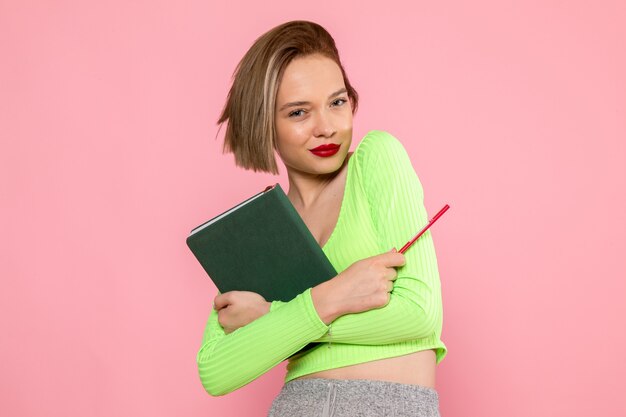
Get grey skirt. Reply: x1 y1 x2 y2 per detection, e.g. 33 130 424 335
267 378 440 417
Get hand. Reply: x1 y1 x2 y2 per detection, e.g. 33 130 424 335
311 248 405 324
214 291 270 334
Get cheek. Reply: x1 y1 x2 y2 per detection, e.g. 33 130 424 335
336 112 353 132
275 118 297 139
276 121 308 146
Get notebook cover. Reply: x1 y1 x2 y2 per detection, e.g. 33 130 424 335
186 183 337 302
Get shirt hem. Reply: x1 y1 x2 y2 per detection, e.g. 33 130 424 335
284 343 448 384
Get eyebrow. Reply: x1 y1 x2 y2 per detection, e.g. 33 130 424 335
278 87 348 112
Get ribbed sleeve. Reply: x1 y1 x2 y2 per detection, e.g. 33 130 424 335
271 131 443 345
196 287 329 396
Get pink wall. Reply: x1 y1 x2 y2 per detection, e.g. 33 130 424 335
1 1 625 416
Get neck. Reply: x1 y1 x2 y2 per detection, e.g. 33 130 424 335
286 151 353 210
287 169 339 210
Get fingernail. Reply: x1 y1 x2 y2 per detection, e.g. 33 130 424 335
391 247 397 252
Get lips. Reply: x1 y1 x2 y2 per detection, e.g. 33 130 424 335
310 144 340 151
310 146 340 157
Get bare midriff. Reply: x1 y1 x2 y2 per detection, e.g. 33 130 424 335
294 349 437 388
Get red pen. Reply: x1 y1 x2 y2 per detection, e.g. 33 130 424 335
397 204 450 254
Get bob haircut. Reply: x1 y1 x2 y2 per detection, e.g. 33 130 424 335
217 20 359 175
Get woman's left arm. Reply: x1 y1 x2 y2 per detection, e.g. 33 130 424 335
272 131 444 345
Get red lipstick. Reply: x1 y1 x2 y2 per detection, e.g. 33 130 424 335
310 143 340 157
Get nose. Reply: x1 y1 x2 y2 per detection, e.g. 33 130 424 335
312 109 335 138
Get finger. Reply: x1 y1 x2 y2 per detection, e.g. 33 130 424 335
381 252 406 267
387 280 394 292
383 292 391 307
387 268 399 281
214 293 230 310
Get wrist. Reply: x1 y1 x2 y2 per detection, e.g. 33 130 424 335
311 279 342 325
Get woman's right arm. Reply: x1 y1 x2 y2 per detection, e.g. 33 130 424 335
198 247 404 396
196 287 329 396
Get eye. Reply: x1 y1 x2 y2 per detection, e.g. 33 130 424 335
288 109 306 118
332 98 347 107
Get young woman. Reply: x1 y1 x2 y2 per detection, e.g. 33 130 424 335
197 20 447 416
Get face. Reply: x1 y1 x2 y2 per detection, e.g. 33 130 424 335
274 53 353 178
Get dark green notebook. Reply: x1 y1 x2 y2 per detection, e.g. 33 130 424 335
186 182 337 302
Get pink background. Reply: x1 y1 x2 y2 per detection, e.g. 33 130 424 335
1 1 625 416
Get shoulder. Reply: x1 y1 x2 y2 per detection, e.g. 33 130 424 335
353 130 415 177
354 130 405 159
352 130 423 198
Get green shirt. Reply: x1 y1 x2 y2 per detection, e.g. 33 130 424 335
197 130 447 396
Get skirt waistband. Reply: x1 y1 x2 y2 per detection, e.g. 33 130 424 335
284 377 439 400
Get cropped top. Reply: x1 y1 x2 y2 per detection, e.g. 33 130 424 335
196 130 447 396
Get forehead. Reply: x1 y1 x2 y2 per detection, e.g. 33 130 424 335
276 55 345 100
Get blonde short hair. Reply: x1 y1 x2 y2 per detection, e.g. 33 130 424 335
217 20 359 175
